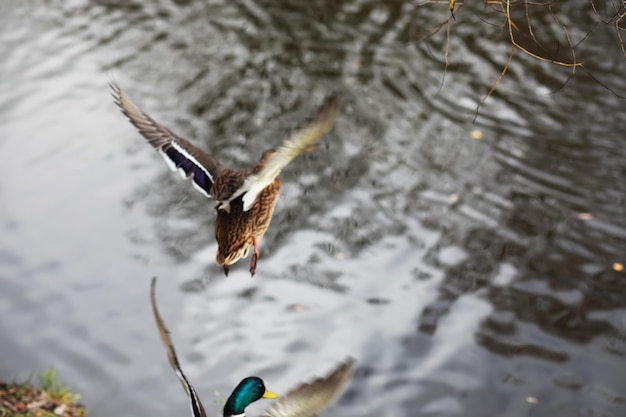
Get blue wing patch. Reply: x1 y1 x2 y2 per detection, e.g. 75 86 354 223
158 145 214 198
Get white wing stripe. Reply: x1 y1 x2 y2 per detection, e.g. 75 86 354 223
157 143 214 198
191 180 212 198
170 141 215 183
158 148 180 172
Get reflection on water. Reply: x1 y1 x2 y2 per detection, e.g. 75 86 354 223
1 1 625 417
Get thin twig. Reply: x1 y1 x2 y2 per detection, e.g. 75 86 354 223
504 0 582 68
482 45 515 104
548 2 579 74
435 15 454 96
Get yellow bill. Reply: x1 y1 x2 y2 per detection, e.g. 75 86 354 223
263 389 280 399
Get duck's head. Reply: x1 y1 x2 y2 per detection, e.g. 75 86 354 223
223 377 279 417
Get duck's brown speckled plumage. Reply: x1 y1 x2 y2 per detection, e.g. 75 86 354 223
111 82 341 276
214 169 282 275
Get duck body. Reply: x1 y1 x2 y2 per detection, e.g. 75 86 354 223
112 82 341 276
213 168 282 276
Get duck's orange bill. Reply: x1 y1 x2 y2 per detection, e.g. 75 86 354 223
263 389 279 399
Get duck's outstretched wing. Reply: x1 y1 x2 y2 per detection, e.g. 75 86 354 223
221 94 341 212
261 357 355 417
150 277 208 417
111 82 224 198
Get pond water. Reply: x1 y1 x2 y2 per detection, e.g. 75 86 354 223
1 1 625 416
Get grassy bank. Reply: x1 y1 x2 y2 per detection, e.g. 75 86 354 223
0 369 86 417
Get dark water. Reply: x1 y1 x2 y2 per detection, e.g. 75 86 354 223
1 1 625 416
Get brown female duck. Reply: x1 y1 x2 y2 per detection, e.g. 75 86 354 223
111 83 341 276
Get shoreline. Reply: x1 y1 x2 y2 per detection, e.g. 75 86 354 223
0 369 86 417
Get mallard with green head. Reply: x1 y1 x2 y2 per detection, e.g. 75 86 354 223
149 277 355 417
112 83 341 277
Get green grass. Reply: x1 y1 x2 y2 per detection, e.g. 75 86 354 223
0 368 86 417
38 368 81 404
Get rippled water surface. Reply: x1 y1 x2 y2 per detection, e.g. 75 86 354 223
1 1 625 416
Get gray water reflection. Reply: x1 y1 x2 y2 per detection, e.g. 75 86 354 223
1 1 625 417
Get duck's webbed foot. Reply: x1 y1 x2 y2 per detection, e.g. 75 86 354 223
250 237 260 277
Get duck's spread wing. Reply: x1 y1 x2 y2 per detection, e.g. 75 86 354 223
111 82 224 198
261 358 355 417
150 278 208 417
227 94 341 211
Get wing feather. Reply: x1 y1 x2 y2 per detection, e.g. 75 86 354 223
223 94 342 211
111 81 224 198
150 278 208 417
261 358 356 417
